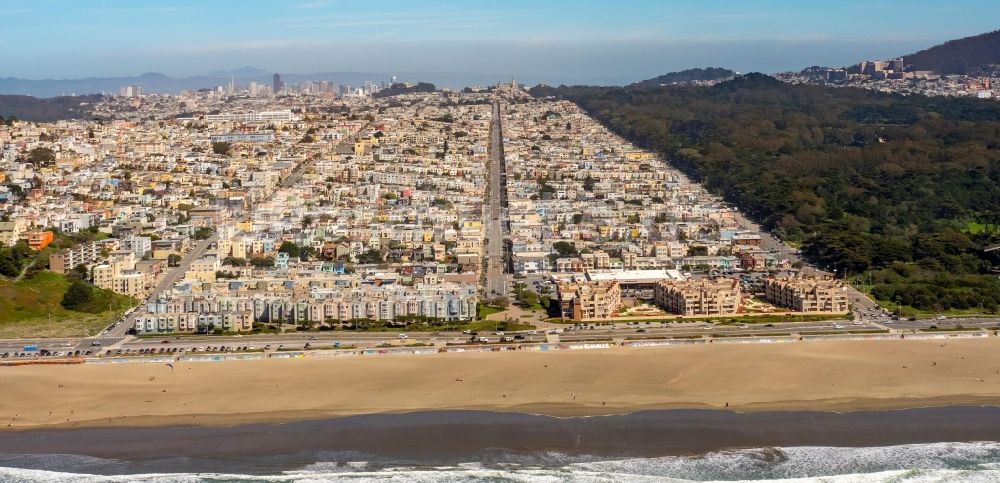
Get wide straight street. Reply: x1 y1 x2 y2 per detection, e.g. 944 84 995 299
484 99 508 299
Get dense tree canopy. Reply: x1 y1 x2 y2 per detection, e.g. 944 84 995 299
211 141 231 155
61 280 94 310
532 74 1000 311
0 94 101 122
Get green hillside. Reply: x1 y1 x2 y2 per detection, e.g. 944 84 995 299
905 30 1000 75
0 271 135 339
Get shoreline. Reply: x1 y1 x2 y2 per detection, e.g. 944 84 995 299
8 395 1000 433
1 407 1000 474
2 338 1000 432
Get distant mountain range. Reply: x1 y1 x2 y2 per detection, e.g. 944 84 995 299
0 67 641 98
904 30 1000 75
0 69 398 98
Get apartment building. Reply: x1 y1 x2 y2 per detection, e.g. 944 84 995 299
91 251 148 297
26 230 54 250
556 280 622 320
49 242 101 274
204 110 295 123
653 278 741 316
135 283 477 334
0 222 20 246
120 236 152 258
764 276 850 313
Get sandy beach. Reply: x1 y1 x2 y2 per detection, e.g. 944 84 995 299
2 338 1000 430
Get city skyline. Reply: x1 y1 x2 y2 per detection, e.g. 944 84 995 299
2 0 999 84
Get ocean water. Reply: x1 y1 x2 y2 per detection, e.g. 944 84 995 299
1 441 999 482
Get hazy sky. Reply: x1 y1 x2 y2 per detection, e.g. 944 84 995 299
2 0 999 83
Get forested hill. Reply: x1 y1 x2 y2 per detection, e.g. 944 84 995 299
629 67 735 87
0 94 101 122
372 82 436 98
530 74 1000 312
905 30 1000 74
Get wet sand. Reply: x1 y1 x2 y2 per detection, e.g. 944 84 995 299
1 408 1000 474
2 338 1000 430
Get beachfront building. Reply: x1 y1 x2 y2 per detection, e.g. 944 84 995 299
555 279 622 320
653 278 742 316
135 281 478 334
764 276 850 313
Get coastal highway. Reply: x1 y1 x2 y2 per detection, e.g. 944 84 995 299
9 317 998 359
484 99 508 299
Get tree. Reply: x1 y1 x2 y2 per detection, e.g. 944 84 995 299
66 263 88 281
358 248 384 264
61 280 93 310
26 147 56 166
191 226 213 240
518 289 539 308
552 241 578 257
583 175 596 192
211 141 231 155
167 253 182 267
278 241 300 258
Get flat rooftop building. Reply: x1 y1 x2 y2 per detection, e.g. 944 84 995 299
764 276 849 313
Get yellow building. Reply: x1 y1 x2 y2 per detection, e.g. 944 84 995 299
764 276 849 313
556 280 622 320
654 278 742 316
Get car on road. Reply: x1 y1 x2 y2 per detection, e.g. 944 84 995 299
763 323 775 328
161 340 170 344
91 341 102 346
398 334 408 339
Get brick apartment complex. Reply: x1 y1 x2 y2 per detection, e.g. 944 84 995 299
653 278 742 316
556 279 622 320
764 276 850 313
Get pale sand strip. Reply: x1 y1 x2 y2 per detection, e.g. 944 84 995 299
2 338 999 430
